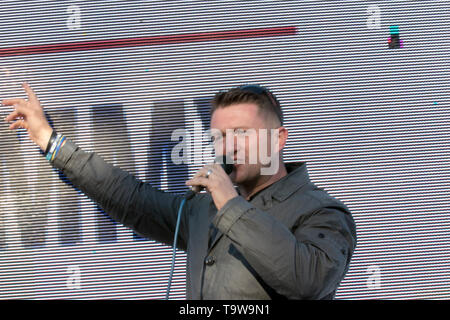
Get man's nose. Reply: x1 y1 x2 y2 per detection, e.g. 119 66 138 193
224 134 237 156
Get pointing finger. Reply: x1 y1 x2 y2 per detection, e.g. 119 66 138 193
22 81 39 103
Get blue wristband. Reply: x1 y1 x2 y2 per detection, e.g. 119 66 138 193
51 136 66 162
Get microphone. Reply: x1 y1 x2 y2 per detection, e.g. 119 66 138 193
184 155 234 200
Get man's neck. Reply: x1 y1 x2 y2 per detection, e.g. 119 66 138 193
238 162 288 201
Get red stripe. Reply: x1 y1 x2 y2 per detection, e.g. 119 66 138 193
0 26 296 57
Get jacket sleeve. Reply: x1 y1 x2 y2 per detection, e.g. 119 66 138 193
212 195 357 299
50 138 191 250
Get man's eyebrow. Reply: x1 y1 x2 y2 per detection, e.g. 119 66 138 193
210 126 252 131
210 126 252 135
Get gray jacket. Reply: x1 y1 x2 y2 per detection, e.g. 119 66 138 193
51 139 357 299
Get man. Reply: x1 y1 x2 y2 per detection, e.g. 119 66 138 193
2 82 356 299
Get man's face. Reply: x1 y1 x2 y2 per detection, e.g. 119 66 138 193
210 103 280 185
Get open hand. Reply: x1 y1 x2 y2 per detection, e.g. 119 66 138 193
2 82 53 151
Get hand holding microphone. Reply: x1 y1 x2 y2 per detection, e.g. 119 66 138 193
185 155 238 211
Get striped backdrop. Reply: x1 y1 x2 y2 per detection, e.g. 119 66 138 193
0 0 449 299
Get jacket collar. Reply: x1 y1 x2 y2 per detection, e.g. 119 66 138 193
242 161 311 202
270 162 311 201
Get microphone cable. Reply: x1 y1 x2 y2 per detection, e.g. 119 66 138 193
165 196 187 300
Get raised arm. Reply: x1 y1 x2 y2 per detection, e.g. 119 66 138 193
2 82 190 249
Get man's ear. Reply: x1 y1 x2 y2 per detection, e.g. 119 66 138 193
276 126 288 152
